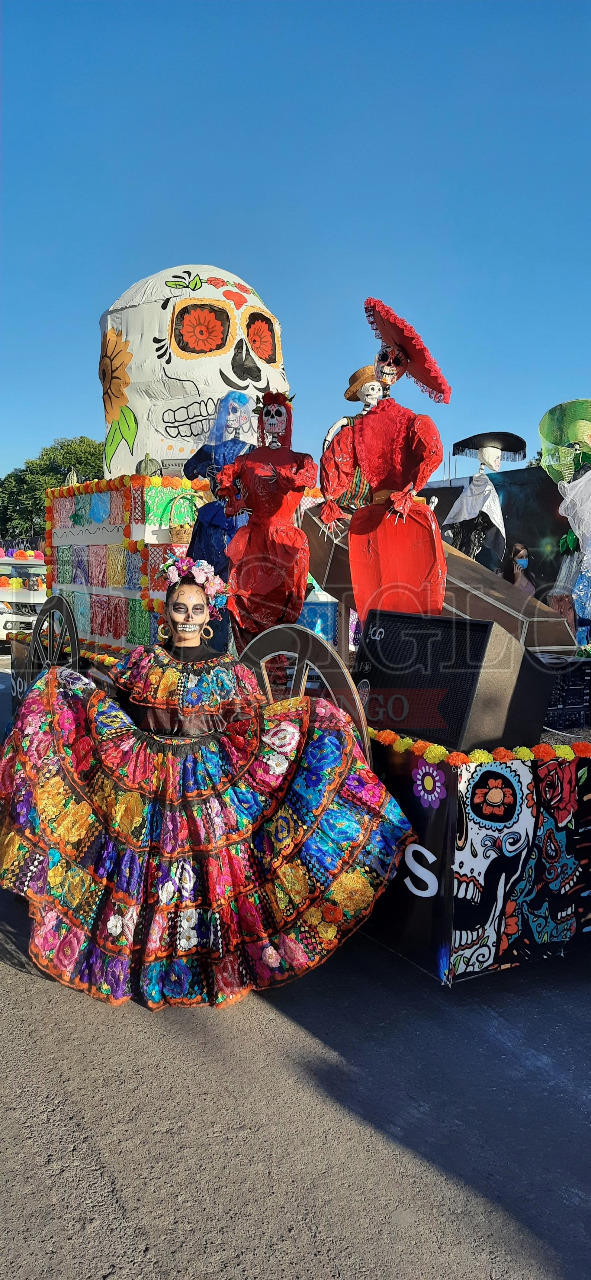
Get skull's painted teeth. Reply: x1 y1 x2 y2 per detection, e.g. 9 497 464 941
163 417 215 440
563 866 581 893
162 399 217 425
453 927 484 951
557 905 575 920
176 624 201 632
453 876 483 903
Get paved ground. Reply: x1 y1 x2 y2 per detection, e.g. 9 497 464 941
1 651 591 1280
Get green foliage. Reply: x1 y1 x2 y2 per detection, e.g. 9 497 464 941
526 449 542 467
105 406 138 472
0 436 103 543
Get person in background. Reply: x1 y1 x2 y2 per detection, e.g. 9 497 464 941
502 542 536 597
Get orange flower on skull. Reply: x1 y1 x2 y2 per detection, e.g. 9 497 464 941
181 307 224 353
248 318 275 361
99 328 132 424
472 775 515 818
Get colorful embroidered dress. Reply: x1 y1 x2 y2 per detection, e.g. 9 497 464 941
0 645 410 1008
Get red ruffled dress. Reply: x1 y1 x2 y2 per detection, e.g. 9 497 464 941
320 398 446 621
217 446 318 652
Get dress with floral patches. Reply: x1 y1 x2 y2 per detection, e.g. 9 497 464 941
0 645 410 1008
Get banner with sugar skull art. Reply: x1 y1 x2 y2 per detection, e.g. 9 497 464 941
452 757 589 978
365 742 591 983
99 265 289 477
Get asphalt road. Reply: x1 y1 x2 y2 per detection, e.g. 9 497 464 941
1 651 591 1280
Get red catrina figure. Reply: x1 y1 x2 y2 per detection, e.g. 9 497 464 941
320 298 451 622
217 391 317 652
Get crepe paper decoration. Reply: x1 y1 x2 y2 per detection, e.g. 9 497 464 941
91 595 109 638
106 544 126 589
57 546 73 585
127 597 152 646
88 544 107 588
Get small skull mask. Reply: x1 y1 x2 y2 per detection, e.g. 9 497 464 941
99 265 289 476
257 392 293 449
359 380 383 411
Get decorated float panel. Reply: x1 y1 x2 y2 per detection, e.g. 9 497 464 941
365 735 591 983
44 475 211 650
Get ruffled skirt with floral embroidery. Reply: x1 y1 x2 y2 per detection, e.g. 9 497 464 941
0 667 410 1007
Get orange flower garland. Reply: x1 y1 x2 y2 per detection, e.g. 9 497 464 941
368 726 589 767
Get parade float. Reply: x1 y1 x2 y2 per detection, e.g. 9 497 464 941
8 269 591 989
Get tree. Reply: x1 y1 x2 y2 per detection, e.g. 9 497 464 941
527 448 542 467
0 436 103 545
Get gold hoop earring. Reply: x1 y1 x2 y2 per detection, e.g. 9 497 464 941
201 624 214 641
158 622 171 642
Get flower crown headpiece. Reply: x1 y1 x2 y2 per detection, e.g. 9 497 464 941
160 555 227 619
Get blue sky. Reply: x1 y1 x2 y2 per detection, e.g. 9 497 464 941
1 0 589 478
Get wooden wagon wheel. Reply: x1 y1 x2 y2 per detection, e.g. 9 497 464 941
25 594 80 688
239 623 371 760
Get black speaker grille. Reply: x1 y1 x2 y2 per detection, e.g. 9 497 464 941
352 610 493 746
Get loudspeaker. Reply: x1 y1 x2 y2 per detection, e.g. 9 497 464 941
352 610 556 751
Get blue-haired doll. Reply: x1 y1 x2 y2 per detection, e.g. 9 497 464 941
184 392 255 650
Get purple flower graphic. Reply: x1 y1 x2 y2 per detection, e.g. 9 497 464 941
412 760 447 810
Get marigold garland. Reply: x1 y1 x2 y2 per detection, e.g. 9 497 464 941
368 726 585 768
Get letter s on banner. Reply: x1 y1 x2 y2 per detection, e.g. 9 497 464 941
403 843 438 898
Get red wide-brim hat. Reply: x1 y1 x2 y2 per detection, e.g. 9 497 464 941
364 297 452 404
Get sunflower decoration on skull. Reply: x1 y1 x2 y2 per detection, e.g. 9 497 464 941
98 328 133 424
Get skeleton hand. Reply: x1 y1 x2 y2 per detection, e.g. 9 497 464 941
386 483 416 523
321 518 347 542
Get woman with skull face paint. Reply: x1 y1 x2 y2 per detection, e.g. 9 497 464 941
320 299 451 622
217 391 318 653
0 552 411 1008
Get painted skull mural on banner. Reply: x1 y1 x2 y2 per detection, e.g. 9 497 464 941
452 757 584 977
99 266 289 476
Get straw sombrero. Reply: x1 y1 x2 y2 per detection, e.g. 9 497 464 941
344 365 380 402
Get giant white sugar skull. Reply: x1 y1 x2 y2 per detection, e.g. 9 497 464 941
99 265 289 476
452 761 536 977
